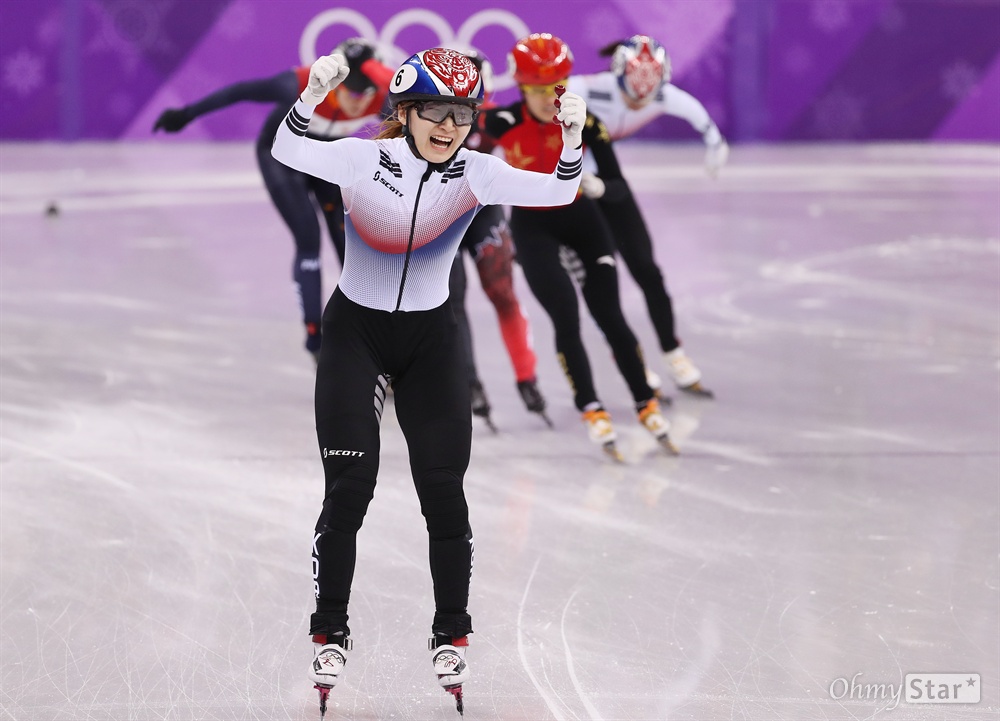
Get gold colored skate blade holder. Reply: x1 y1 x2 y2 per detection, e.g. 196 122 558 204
602 441 625 463
658 434 680 456
679 381 714 398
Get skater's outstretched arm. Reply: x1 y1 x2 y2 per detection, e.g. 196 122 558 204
152 71 300 133
468 89 585 208
660 84 729 177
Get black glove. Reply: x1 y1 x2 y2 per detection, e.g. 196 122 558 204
153 107 193 133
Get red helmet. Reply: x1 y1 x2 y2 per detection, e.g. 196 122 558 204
507 33 573 86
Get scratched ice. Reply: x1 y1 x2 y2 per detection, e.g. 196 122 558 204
1 141 997 720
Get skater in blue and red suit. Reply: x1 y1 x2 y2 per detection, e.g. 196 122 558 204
153 38 393 360
270 47 587 713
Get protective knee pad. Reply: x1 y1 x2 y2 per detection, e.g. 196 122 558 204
316 474 376 535
419 474 470 540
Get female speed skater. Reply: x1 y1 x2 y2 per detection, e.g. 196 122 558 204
479 33 679 460
271 47 586 714
567 34 728 396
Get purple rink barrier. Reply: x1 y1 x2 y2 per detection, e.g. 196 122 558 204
0 0 997 141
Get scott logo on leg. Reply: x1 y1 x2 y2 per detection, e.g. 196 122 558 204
323 448 366 458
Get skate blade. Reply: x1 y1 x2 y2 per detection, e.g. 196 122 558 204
658 434 680 456
602 441 625 463
680 382 714 398
314 684 331 718
651 386 670 404
536 410 554 429
483 416 499 433
444 684 464 715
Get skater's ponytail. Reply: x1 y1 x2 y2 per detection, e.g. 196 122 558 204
373 102 415 140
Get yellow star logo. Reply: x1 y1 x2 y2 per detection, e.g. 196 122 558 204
505 141 535 169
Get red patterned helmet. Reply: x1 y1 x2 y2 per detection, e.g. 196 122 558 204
465 49 495 101
389 48 485 108
507 33 573 86
610 35 670 102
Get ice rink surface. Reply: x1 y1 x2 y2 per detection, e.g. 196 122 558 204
1 140 998 721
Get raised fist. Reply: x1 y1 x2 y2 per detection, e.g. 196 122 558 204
553 86 586 149
301 53 350 106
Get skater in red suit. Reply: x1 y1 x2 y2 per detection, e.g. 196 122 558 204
271 47 586 714
479 33 679 459
449 50 549 431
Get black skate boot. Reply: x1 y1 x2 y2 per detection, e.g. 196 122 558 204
516 378 554 427
430 634 470 715
470 380 498 433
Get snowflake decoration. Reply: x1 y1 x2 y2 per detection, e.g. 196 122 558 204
812 86 867 139
811 0 851 34
3 49 44 96
86 0 176 76
941 61 981 102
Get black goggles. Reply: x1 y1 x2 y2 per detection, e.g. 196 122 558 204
414 101 478 127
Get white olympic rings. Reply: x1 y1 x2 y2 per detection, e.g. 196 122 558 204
298 8 530 91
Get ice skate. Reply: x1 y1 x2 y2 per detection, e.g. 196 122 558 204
582 408 624 462
664 347 713 397
644 367 671 404
308 634 352 718
470 380 498 433
517 378 554 427
638 398 679 455
430 635 470 715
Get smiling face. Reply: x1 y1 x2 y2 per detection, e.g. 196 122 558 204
398 102 473 164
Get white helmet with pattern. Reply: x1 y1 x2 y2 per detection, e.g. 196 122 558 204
610 35 671 103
